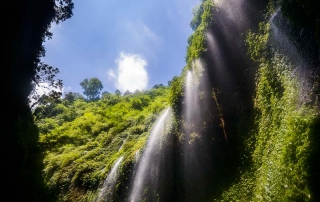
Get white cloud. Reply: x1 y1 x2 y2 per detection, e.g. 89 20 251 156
118 21 162 59
62 85 72 95
35 82 52 96
123 21 160 42
142 24 158 41
107 69 116 80
108 52 148 93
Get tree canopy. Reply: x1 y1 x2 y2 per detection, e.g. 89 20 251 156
34 85 170 201
115 89 122 95
80 78 103 101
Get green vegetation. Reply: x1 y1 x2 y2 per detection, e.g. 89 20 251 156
169 0 214 113
214 7 320 201
186 0 214 65
80 78 104 101
29 0 320 201
216 53 318 201
35 86 170 201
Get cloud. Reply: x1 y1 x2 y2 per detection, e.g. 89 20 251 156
29 82 63 108
35 82 52 96
118 21 162 58
123 21 160 42
108 52 148 93
62 85 72 95
141 24 158 41
34 82 69 97
107 69 116 80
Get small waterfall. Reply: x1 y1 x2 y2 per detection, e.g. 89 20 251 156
118 138 127 152
134 150 140 163
182 70 207 201
184 69 203 144
269 8 302 64
97 156 124 202
185 70 200 125
270 8 280 36
269 8 313 104
128 107 171 202
179 64 218 201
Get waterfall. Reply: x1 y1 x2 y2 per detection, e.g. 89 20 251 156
96 156 124 202
269 8 302 64
269 8 313 104
182 70 205 201
128 107 172 202
134 150 140 163
185 70 200 125
183 69 204 145
118 138 127 152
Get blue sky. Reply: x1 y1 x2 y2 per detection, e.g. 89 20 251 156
42 0 199 95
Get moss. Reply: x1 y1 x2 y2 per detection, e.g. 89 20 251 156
186 0 214 66
252 54 316 201
35 87 170 201
216 3 319 201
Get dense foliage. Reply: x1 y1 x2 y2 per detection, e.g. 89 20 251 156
215 4 320 201
80 78 104 101
186 0 214 65
14 0 319 201
35 86 170 201
170 0 214 113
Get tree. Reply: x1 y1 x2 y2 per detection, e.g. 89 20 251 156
7 0 74 200
29 62 63 108
64 92 84 103
152 84 165 89
28 0 74 106
131 98 143 110
115 89 122 96
102 91 110 96
190 3 203 31
80 78 103 101
101 91 111 100
134 89 141 94
152 84 159 89
123 90 132 96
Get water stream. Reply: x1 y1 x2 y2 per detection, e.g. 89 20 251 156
128 107 172 202
97 156 124 202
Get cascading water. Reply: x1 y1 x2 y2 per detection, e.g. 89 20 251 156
181 67 214 201
134 150 140 163
270 8 280 37
205 0 269 113
269 8 314 104
96 156 124 202
269 8 303 65
128 107 172 202
185 70 200 124
182 70 201 201
118 138 127 152
104 2 318 202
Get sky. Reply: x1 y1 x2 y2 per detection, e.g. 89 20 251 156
41 0 199 95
